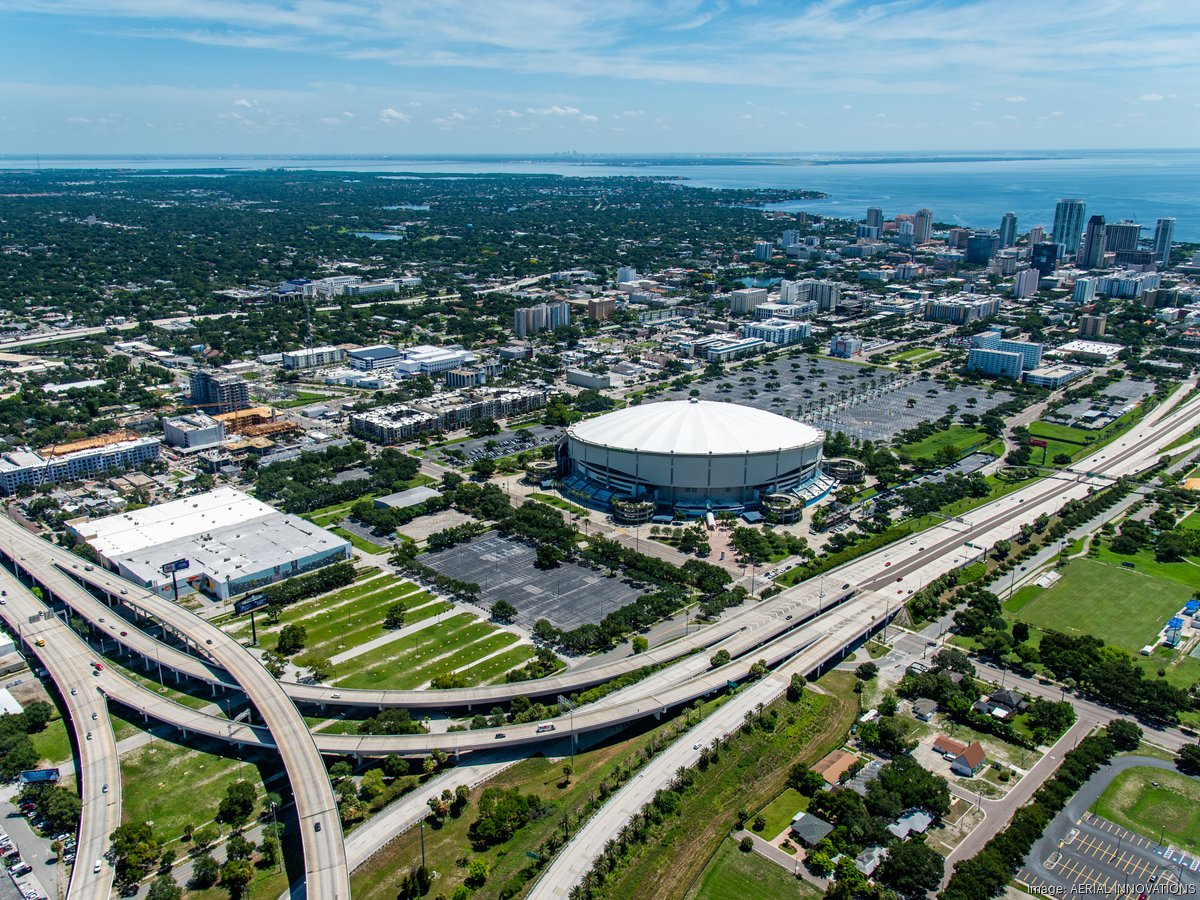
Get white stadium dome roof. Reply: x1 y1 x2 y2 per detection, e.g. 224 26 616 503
568 400 822 456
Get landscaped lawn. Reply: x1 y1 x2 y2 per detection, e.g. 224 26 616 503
892 347 945 364
755 787 809 839
1179 510 1200 531
31 717 72 766
1094 541 1200 592
455 644 538 685
899 425 988 461
330 526 390 554
528 492 589 517
1012 558 1191 653
1093 766 1200 854
687 836 820 900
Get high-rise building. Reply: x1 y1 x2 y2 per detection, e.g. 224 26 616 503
1028 225 1046 246
781 230 803 248
1104 220 1141 253
730 287 768 315
914 208 933 245
967 347 1024 379
1052 199 1087 256
753 240 772 261
865 207 884 230
514 301 571 338
966 231 1000 265
1081 215 1107 269
189 370 250 414
999 212 1018 248
1012 268 1040 299
1078 314 1107 338
587 297 615 321
616 266 638 284
1153 217 1176 268
1032 242 1060 277
1073 277 1098 303
897 221 915 247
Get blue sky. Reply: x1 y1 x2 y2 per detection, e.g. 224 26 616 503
1 0 1197 154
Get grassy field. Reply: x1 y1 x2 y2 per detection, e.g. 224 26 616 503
330 526 391 554
528 493 589 517
331 614 525 689
1093 766 1200 854
1012 558 1190 653
899 425 988 461
31 717 73 766
270 391 330 409
892 347 946 365
121 739 280 843
601 672 858 900
686 836 820 900
1094 541 1200 592
754 787 809 839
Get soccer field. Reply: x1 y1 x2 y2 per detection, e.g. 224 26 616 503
1093 767 1200 855
1013 558 1191 653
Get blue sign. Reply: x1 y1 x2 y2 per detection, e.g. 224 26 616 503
160 559 190 575
19 768 60 784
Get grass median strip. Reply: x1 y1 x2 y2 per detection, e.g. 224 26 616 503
330 613 480 688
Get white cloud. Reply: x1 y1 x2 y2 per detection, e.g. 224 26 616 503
495 108 522 117
433 111 467 128
527 105 581 116
580 113 598 122
1004 114 1018 120
1005 95 1027 102
1139 92 1164 101
378 107 410 123
233 97 256 108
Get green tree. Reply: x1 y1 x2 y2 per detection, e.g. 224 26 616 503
218 781 257 825
22 701 52 732
534 544 563 569
258 837 279 868
220 858 254 898
739 836 753 852
472 457 497 479
276 622 307 655
710 649 731 669
1176 744 1200 775
1106 719 1142 751
190 853 218 889
147 874 182 900
491 599 518 623
855 661 879 680
110 822 161 882
466 857 490 887
631 635 649 654
877 839 945 898
383 604 406 629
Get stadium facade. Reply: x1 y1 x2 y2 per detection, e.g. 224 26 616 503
560 399 828 514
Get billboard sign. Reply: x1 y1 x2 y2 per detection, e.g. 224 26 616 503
160 559 190 575
18 768 60 784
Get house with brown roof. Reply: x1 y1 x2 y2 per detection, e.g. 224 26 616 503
932 735 966 758
951 741 987 777
813 749 859 786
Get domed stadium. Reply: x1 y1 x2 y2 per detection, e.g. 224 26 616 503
560 399 829 514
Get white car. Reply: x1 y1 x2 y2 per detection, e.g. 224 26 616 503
92 860 101 874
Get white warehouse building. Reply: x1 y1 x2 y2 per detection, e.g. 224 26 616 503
69 487 351 601
561 399 825 514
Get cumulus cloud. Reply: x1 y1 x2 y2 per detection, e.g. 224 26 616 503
1005 95 1026 102
233 97 256 108
527 105 581 116
1139 92 1164 101
378 107 410 123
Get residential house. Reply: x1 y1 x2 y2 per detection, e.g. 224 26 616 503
789 812 834 848
951 742 987 777
912 699 938 721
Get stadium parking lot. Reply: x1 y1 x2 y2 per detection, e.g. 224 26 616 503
1020 811 1200 898
422 532 642 631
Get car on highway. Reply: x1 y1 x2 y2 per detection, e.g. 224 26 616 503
93 860 101 874
102 784 109 794
536 723 556 733
34 639 44 647
495 733 506 739
69 687 76 695
314 821 322 832
0 598 5 606
85 731 91 741
693 742 702 750
91 661 102 670
119 631 127 637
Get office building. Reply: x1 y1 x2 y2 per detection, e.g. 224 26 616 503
1012 267 1040 299
445 367 488 389
897 221 915 247
923 296 1001 325
162 413 226 450
616 266 638 284
781 229 803 248
1096 271 1161 298
0 436 161 495
865 207 884 230
1023 364 1087 389
807 279 842 311
394 344 477 377
1052 199 1087 255
998 212 1018 248
729 287 768 315
1073 277 1098 303
347 344 402 372
742 319 812 346
754 240 772 261
587 296 616 321
967 347 1024 379
189 370 250 414
970 332 1043 369
828 335 863 358
755 302 816 319
342 279 402 297
1114 249 1155 270
1028 226 1046 246
966 231 1000 265
281 346 346 370
914 208 933 245
1104 221 1141 253
1153 217 1176 268
1078 314 1107 338
69 487 350 601
1081 215 1107 269
1032 242 1060 277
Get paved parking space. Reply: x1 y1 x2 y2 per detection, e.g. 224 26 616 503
1020 811 1200 898
429 425 563 466
423 532 642 631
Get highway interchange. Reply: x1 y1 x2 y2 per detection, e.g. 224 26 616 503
3 381 1199 897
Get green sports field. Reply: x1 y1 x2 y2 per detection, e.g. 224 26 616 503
686 836 820 900
1092 766 1200 854
1012 558 1190 653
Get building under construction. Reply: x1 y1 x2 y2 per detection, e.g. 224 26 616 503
212 406 299 439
